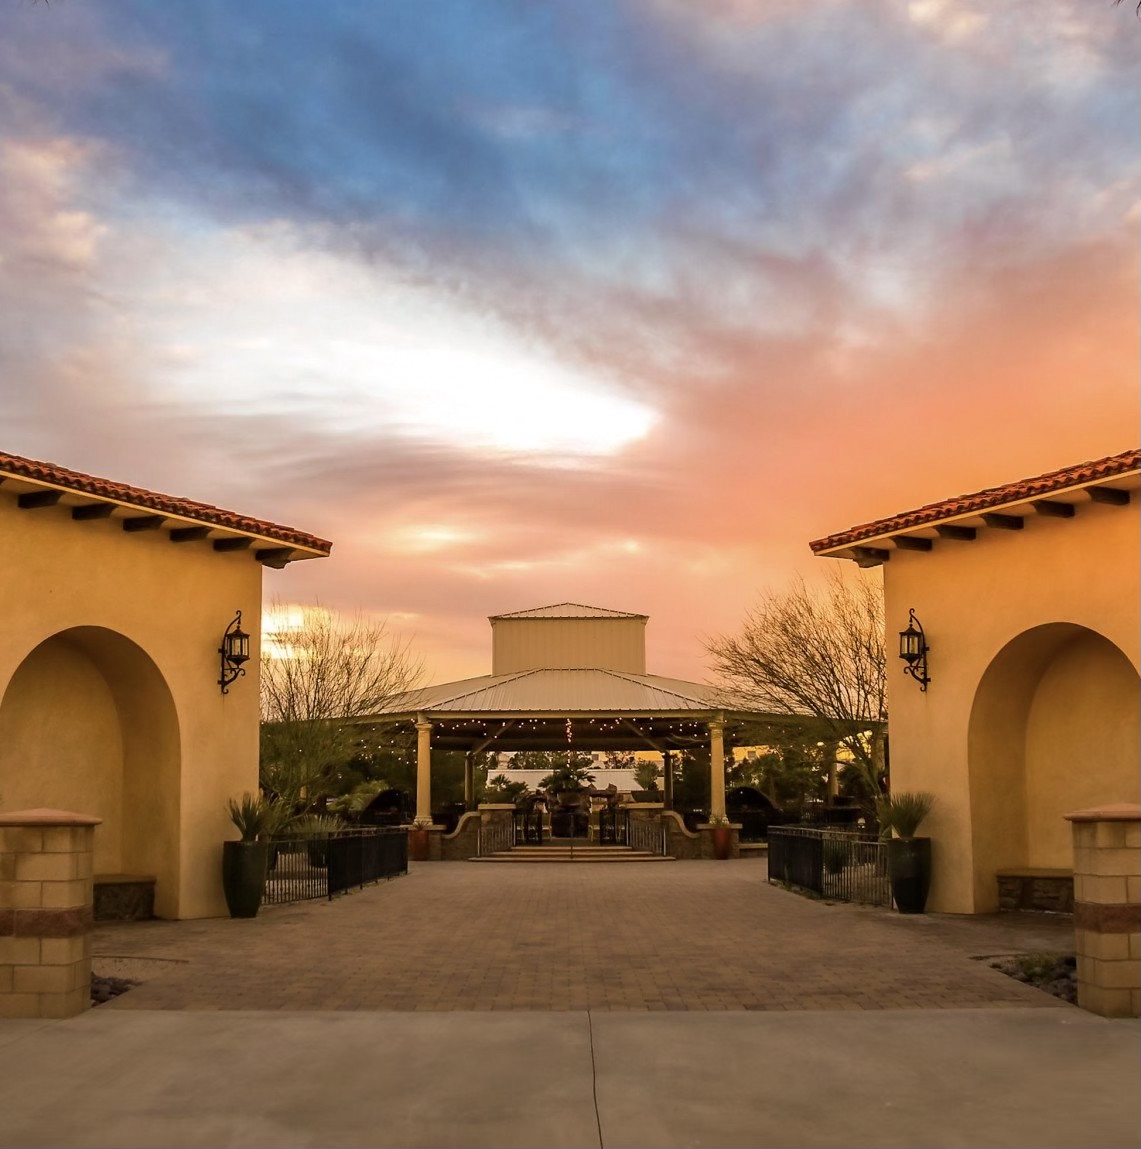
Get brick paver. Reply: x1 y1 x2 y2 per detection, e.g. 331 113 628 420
93 860 1076 1012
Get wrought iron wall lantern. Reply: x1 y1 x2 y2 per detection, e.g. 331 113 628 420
218 610 250 694
898 608 930 691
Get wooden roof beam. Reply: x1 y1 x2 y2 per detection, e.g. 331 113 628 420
935 524 977 541
620 719 668 752
122 515 165 532
982 512 1024 530
1089 487 1131 506
71 503 114 521
472 721 519 754
213 537 252 553
852 546 890 567
1032 499 1075 518
255 547 295 569
17 490 62 510
169 525 211 543
893 536 933 552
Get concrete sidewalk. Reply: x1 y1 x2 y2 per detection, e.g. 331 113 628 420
0 1007 1136 1148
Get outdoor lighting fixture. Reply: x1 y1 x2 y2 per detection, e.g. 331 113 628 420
218 610 250 694
898 608 930 692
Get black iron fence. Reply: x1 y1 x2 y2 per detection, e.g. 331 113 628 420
263 828 407 905
767 826 891 907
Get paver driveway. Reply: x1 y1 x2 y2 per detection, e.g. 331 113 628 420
93 860 1075 1012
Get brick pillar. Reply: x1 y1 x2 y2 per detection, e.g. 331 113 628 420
1065 804 1140 1019
0 808 102 1019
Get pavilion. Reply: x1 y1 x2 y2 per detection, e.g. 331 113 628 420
357 603 799 828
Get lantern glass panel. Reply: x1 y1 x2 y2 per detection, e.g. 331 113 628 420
228 629 250 665
899 627 921 662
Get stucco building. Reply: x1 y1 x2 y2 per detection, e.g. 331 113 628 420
811 449 1139 914
0 451 330 919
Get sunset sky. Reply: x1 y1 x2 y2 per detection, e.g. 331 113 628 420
2 1 1137 684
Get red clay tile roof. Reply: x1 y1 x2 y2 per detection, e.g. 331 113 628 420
810 448 1139 554
0 450 331 555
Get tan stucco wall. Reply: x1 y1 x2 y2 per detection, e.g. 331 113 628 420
491 616 647 674
881 495 1139 913
0 498 263 918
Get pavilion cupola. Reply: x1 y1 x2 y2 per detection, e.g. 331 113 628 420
489 604 648 675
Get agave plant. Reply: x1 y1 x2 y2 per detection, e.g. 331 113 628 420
227 792 292 843
876 791 935 839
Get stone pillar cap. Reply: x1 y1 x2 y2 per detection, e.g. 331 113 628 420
1064 803 1141 823
0 808 103 827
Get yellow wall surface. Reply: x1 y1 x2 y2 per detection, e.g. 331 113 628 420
491 617 647 674
881 494 1139 913
0 497 264 918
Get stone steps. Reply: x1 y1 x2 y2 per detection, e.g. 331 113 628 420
470 845 673 863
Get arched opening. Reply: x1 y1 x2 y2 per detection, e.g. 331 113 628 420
0 627 181 917
968 623 1139 911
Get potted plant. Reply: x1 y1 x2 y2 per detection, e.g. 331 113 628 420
876 791 936 914
407 816 433 862
223 792 280 918
708 813 734 860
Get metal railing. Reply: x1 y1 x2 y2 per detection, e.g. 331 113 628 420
626 812 666 856
478 816 516 856
263 828 407 905
768 826 891 907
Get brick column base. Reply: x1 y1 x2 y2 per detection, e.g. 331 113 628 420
0 809 102 1019
1065 804 1140 1019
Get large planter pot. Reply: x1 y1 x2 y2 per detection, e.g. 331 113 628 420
408 827 430 862
221 840 269 919
887 836 932 914
711 825 733 860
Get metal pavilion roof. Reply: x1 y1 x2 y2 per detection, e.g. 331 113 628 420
489 603 647 621
356 667 815 753
389 668 726 713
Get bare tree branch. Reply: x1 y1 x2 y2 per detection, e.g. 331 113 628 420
706 568 887 792
260 603 424 807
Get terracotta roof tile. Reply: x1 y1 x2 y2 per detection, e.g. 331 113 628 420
810 448 1139 554
0 450 331 555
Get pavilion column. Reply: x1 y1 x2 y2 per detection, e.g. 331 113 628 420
662 751 674 810
709 717 727 821
415 717 433 824
872 727 887 789
464 752 475 810
824 741 840 804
